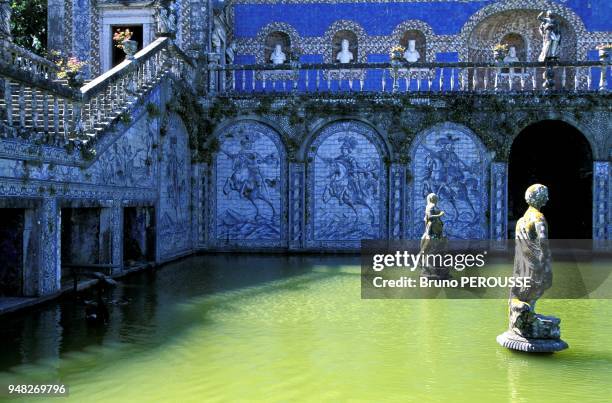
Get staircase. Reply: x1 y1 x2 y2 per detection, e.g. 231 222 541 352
0 37 195 149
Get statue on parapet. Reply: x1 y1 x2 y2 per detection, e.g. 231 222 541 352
538 10 561 61
155 0 178 38
497 184 568 352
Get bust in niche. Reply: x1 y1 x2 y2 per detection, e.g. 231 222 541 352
336 39 354 64
404 39 421 62
270 44 287 65
504 46 520 63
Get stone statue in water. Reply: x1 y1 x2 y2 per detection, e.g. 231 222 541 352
419 193 449 279
497 184 568 352
538 10 561 61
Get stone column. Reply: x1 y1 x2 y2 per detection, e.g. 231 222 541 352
593 161 610 249
22 209 39 296
288 162 305 250
490 162 508 249
111 202 123 274
47 0 65 52
207 53 220 94
38 198 61 296
389 163 406 240
0 0 12 42
191 163 202 249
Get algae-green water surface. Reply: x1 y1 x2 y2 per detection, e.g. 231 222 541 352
1 255 611 402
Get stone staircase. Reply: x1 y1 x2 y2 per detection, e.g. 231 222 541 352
0 37 195 149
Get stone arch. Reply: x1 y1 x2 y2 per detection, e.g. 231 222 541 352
507 112 601 161
408 122 490 240
391 20 435 62
508 120 593 238
459 1 587 61
305 120 388 248
209 119 287 248
255 22 301 64
324 20 367 63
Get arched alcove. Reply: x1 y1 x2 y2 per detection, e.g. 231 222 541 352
264 31 291 64
409 123 489 240
211 121 286 247
466 10 577 62
332 30 358 63
399 30 427 62
501 33 527 62
306 120 387 247
508 120 593 239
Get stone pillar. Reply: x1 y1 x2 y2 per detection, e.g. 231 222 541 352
200 162 209 247
47 0 65 52
490 162 508 248
0 0 12 42
111 202 123 274
288 162 305 250
207 53 220 94
99 207 113 265
38 198 61 296
22 209 39 296
593 161 610 249
191 163 201 249
389 163 406 240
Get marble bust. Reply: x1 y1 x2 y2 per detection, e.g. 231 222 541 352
504 46 520 63
270 44 286 65
404 39 421 63
336 39 354 64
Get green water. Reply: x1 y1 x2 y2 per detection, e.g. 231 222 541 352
1 255 612 402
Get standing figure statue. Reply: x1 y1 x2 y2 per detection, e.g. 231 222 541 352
0 0 12 41
156 1 178 37
538 10 561 61
497 184 568 352
419 193 449 279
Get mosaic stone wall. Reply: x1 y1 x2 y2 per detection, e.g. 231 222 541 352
409 122 489 240
211 120 286 248
159 113 193 261
306 121 388 248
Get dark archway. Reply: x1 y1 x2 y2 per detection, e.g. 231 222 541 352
508 120 593 239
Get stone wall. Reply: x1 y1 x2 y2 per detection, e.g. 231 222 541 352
0 82 196 296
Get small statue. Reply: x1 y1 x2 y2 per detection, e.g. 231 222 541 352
211 26 223 54
497 184 568 352
419 193 449 279
156 1 178 37
336 39 354 64
0 0 11 41
403 39 420 63
504 46 520 63
538 10 561 61
270 43 286 65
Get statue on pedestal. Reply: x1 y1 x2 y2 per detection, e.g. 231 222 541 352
419 193 449 279
497 184 568 352
226 41 236 65
155 1 178 37
403 39 420 63
0 0 12 41
336 39 354 64
538 10 561 61
270 44 286 65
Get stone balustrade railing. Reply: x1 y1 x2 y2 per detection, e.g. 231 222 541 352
215 60 610 94
0 40 59 81
0 37 195 149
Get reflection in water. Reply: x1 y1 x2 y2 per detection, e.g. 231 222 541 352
0 254 611 402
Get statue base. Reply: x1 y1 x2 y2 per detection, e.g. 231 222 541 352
497 331 568 353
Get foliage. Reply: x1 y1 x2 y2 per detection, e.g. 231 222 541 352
53 54 87 80
10 0 47 55
113 28 133 50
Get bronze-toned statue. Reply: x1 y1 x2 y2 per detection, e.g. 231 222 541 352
419 193 449 279
538 10 561 61
497 184 568 352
